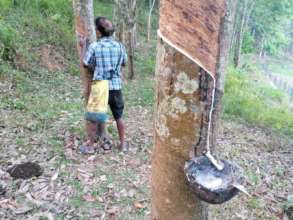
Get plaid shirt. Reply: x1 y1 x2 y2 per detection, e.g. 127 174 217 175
83 37 127 90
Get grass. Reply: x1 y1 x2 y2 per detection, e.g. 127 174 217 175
123 41 156 108
265 57 293 77
223 65 293 136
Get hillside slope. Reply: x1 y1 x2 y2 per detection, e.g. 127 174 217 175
0 1 292 219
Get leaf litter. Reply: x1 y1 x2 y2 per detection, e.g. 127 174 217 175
0 74 292 219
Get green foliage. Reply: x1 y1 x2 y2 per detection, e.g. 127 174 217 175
265 57 293 77
241 31 255 54
123 43 156 108
0 21 17 61
245 0 293 56
223 66 293 135
0 0 12 10
0 0 76 70
94 0 114 19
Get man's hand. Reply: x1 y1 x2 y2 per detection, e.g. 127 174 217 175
77 33 88 48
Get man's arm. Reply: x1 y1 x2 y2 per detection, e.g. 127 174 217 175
79 38 95 74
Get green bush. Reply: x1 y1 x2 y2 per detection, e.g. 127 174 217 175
0 0 12 10
0 21 18 61
223 66 293 135
242 31 256 54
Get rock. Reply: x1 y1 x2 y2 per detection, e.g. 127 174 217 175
0 184 6 196
7 162 43 179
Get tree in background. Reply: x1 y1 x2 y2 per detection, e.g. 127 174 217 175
114 0 137 80
248 0 293 57
232 0 293 66
232 0 255 67
147 0 156 42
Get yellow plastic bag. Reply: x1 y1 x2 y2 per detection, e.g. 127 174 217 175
85 80 109 122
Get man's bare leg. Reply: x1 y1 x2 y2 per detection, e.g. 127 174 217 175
97 122 107 139
116 118 128 151
79 121 98 154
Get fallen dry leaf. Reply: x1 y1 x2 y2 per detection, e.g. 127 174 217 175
83 194 96 202
133 201 145 209
25 193 44 206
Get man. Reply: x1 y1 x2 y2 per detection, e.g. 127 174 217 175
79 16 128 153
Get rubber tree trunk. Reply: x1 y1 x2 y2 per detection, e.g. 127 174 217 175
73 0 104 138
73 0 95 104
151 39 208 220
152 0 232 218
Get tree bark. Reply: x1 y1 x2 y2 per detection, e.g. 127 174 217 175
127 30 135 80
126 0 136 80
212 0 235 148
151 39 208 220
73 0 95 104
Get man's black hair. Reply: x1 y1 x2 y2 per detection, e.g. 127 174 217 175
95 16 114 37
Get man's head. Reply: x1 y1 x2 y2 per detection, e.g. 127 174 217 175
95 17 114 38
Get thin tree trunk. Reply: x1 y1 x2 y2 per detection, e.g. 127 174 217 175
147 0 156 42
212 0 233 149
233 0 255 67
233 0 248 67
114 0 125 42
259 36 265 57
128 29 135 80
151 39 208 220
127 0 136 80
229 0 238 53
114 0 136 80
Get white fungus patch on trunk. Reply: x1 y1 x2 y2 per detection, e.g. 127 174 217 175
170 97 187 118
155 114 170 138
175 72 199 94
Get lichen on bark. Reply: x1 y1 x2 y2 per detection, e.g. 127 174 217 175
175 72 199 94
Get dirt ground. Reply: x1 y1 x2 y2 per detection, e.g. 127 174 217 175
0 73 292 219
